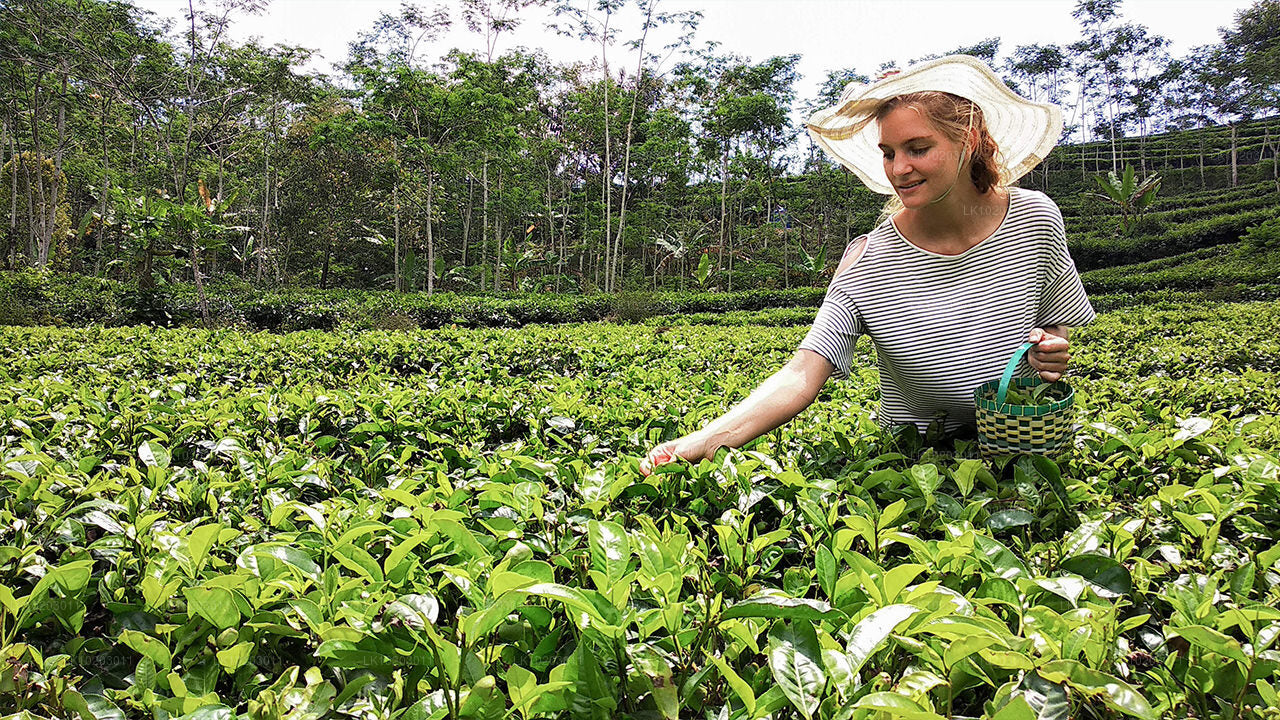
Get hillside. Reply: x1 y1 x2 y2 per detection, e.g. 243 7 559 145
1037 116 1280 301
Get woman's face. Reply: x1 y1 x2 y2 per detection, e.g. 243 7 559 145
877 105 968 209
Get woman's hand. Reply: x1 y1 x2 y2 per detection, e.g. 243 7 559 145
1027 326 1071 382
639 432 713 476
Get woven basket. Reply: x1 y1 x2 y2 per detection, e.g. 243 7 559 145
973 342 1075 456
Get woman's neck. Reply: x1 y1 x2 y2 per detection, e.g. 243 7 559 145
894 186 1010 254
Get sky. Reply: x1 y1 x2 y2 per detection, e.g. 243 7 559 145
133 0 1257 112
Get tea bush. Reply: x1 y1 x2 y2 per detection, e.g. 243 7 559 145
2 302 1279 719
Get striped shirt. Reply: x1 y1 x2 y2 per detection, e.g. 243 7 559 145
799 187 1096 432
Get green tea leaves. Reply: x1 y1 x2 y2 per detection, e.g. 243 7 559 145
768 621 825 720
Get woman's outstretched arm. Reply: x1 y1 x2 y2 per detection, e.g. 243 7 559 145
639 348 834 475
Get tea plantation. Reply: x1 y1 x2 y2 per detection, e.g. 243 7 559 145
2 300 1279 720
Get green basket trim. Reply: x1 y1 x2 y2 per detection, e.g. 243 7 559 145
974 378 1074 416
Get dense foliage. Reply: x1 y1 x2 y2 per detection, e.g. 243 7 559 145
0 270 828 330
2 301 1279 719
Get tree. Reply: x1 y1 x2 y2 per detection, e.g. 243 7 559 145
1071 0 1170 173
608 0 700 292
1220 0 1280 112
1006 43 1072 185
911 37 1001 67
552 0 624 291
0 152 71 267
276 96 382 288
677 52 798 290
347 3 454 292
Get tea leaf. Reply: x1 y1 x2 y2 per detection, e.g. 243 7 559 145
721 595 841 623
768 621 825 720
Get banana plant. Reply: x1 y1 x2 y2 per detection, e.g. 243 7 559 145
793 242 827 286
1088 164 1162 236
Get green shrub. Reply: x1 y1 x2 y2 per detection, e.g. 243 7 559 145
610 291 662 323
0 273 830 331
0 269 46 325
1242 216 1280 252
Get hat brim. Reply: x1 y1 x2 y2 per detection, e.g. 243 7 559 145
806 55 1063 195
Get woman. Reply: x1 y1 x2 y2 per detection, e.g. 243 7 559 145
641 55 1095 474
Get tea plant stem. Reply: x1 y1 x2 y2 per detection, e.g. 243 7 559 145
614 636 634 713
679 591 716 691
429 642 457 719
1231 657 1256 720
453 633 469 720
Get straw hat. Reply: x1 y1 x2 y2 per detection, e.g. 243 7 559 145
806 55 1063 195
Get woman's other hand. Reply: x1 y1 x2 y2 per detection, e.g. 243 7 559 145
1027 326 1071 382
640 433 713 476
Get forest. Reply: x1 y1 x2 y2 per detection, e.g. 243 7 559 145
2 0 1278 303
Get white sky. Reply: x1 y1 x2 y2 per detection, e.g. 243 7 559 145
134 0 1256 111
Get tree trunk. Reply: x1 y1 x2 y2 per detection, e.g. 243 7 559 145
51 70 66 268
493 169 502 293
258 103 273 282
1270 127 1280 190
718 147 728 279
1138 131 1146 175
1107 80 1118 175
783 228 789 290
1199 136 1206 189
99 95 111 273
599 13 614 293
727 200 734 293
426 172 435 295
28 72 50 266
1078 88 1087 182
482 157 489 288
545 165 556 291
462 177 474 268
4 122 14 269
612 1 654 294
558 177 570 293
24 161 41 267
192 236 210 326
1230 122 1238 187
393 141 402 292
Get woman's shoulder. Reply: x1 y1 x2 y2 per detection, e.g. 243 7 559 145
1005 188 1071 253
1009 186 1063 217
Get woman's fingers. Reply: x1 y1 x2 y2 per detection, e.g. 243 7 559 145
1030 350 1070 368
1029 336 1070 382
1030 333 1069 353
640 445 676 476
640 434 712 476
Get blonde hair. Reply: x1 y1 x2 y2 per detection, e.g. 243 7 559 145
873 91 1007 224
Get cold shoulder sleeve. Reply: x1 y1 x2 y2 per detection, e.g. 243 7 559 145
798 239 867 379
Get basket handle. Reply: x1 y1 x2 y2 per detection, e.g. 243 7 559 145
997 342 1036 404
